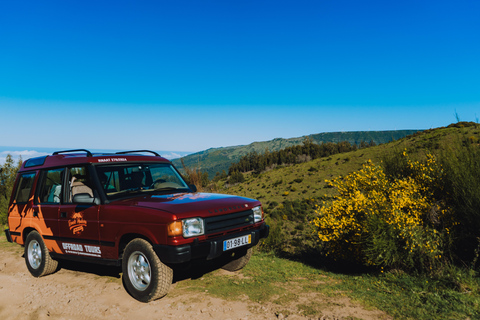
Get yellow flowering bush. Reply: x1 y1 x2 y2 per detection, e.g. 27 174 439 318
312 152 453 272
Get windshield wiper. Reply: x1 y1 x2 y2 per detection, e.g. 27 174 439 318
153 187 189 193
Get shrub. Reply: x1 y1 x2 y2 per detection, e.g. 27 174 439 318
258 217 288 253
312 153 453 273
180 158 209 191
440 140 480 266
0 155 22 225
228 171 245 184
272 178 283 187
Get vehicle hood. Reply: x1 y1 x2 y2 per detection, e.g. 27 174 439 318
116 192 260 218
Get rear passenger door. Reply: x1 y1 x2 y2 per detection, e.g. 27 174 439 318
33 168 64 240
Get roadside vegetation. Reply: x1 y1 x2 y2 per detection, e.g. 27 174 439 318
208 122 480 319
0 155 22 225
1 122 479 319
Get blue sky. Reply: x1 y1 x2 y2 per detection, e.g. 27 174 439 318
0 0 479 163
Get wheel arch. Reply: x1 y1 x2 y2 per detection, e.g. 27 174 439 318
118 233 152 260
22 227 37 243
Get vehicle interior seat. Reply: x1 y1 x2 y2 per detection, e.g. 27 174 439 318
70 175 93 201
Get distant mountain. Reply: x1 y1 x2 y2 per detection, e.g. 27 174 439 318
172 129 422 178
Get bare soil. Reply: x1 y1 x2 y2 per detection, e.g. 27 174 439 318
0 245 391 320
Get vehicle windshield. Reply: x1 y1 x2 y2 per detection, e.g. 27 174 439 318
95 163 190 200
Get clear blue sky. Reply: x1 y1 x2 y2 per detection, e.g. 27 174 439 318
0 0 479 155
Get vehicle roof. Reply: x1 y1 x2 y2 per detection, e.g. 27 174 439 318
20 149 171 172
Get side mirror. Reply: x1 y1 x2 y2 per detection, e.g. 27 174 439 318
189 184 197 193
73 193 100 205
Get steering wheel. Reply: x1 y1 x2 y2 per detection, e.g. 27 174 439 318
150 179 166 189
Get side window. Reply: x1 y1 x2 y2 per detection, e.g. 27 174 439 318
13 172 36 203
37 168 65 204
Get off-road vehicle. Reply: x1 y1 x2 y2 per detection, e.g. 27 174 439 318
5 149 269 302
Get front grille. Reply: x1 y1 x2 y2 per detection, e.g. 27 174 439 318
205 209 254 235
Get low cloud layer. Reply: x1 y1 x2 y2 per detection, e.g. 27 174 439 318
0 148 190 165
0 150 50 165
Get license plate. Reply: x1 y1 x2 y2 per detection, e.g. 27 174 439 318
223 235 251 251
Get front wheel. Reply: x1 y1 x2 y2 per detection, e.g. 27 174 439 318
24 231 58 277
122 239 173 302
221 247 252 272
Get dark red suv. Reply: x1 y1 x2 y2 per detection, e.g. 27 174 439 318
5 149 269 302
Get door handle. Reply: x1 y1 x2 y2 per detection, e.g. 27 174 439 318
60 212 67 218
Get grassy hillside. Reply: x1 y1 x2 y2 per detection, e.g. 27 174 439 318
205 122 480 266
173 129 421 178
218 124 479 206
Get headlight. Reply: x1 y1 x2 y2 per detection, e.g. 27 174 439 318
253 206 263 223
182 217 205 237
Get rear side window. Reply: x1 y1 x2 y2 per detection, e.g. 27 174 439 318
13 172 36 203
66 166 94 203
37 168 65 204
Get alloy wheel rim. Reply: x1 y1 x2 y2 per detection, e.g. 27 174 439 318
127 251 151 291
28 240 42 269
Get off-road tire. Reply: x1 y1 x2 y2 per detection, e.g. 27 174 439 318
25 231 58 277
122 238 173 302
221 247 253 272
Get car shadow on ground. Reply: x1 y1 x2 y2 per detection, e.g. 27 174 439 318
56 258 122 278
40 254 227 283
171 259 226 284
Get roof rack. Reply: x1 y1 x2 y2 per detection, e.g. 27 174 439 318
53 149 93 157
115 150 161 157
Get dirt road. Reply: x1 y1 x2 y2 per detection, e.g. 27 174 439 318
0 244 390 320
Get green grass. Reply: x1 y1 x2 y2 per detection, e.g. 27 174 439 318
175 252 480 319
0 227 22 253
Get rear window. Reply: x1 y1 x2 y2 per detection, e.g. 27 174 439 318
13 172 36 203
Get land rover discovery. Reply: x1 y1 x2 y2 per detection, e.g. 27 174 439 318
4 149 269 302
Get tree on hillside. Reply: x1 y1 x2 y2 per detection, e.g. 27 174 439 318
0 155 22 225
228 138 360 176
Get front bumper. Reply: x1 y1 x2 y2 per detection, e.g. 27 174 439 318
154 223 269 264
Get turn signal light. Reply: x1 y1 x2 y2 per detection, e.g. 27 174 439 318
167 221 183 237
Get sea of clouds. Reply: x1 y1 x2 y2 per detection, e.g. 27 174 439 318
0 147 191 165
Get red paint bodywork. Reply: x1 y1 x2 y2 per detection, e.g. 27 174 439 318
6 151 267 263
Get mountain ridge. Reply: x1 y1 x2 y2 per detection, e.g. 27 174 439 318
172 129 422 178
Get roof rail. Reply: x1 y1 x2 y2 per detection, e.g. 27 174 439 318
115 150 161 157
53 149 93 157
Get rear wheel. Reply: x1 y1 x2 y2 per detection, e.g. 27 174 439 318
24 231 58 277
122 239 173 302
221 247 252 272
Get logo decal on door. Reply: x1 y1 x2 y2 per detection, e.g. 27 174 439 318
68 212 87 235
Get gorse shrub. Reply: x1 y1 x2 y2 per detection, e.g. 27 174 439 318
312 152 454 273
